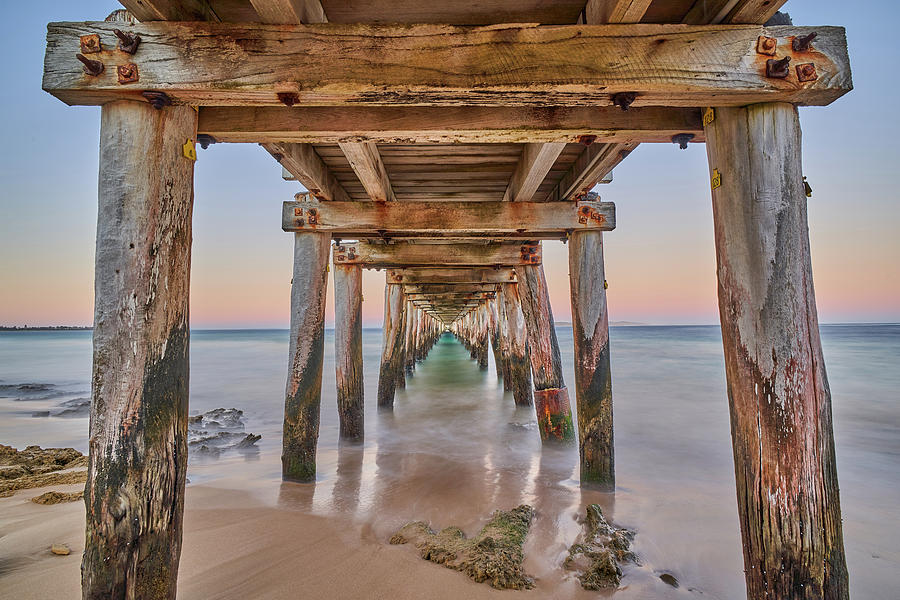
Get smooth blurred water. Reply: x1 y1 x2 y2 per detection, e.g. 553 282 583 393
1 325 897 598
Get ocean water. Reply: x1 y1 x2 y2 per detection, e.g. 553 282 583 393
0 325 897 598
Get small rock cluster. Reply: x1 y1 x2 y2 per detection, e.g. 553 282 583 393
564 503 637 589
0 444 88 497
188 408 261 456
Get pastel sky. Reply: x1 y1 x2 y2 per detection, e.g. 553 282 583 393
1 1 898 328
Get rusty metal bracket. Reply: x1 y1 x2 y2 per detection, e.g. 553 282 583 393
519 243 541 264
75 54 104 76
576 204 607 226
672 133 694 150
116 63 139 84
80 34 101 54
765 56 791 79
611 92 637 111
114 29 141 54
792 32 817 52
197 134 217 149
756 36 777 56
142 91 171 109
333 243 360 263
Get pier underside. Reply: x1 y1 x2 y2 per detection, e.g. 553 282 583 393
41 0 852 597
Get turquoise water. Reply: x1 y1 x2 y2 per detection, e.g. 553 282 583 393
0 325 897 598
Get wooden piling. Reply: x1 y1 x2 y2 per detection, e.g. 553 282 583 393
704 103 848 599
488 298 504 380
334 263 364 441
283 232 331 481
501 282 533 407
517 264 574 441
497 293 513 391
82 101 195 600
568 231 614 488
378 282 406 407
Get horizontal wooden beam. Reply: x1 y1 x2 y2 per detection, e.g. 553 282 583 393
333 242 541 267
504 143 566 202
387 267 517 284
198 106 704 144
283 200 614 237
44 22 851 107
338 142 396 202
403 284 499 295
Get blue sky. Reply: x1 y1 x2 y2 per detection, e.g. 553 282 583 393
1 1 897 327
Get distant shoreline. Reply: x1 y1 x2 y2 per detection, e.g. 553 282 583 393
0 326 92 331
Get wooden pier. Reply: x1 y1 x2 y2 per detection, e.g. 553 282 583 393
42 1 852 598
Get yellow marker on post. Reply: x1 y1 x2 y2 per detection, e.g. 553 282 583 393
703 107 715 127
182 139 197 161
711 169 722 190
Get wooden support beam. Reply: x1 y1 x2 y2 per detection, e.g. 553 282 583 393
402 284 498 295
585 0 653 24
387 267 517 285
569 231 614 489
333 241 541 267
117 0 219 21
547 142 637 201
264 143 349 202
504 143 566 202
283 232 330 481
517 263 575 441
249 0 327 24
488 298 503 379
334 263 363 441
198 105 705 144
377 283 406 407
338 142 396 202
44 22 852 108
704 103 848 599
82 100 195 599
283 200 615 237
501 283 532 406
683 0 788 25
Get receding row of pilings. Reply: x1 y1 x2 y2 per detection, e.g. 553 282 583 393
80 101 848 599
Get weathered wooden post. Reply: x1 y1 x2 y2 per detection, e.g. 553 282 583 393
488 298 504 380
476 304 489 369
517 264 574 441
704 103 848 599
404 304 417 375
501 282 532 407
568 231 614 488
283 232 331 481
334 262 363 441
378 282 406 407
82 101 195 599
396 300 410 389
497 295 513 391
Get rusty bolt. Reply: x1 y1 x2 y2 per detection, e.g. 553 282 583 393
75 53 104 76
116 63 139 84
271 152 284 163
197 134 217 149
141 91 172 109
765 56 791 79
80 34 102 54
611 92 637 111
672 133 695 150
113 29 141 54
295 218 305 227
792 32 817 52
756 36 777 56
796 63 818 82
294 207 303 216
277 92 300 107
577 134 597 146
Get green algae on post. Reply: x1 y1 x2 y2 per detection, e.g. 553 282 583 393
390 505 535 590
564 503 637 589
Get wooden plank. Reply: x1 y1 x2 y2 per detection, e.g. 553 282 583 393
504 143 566 202
705 102 848 599
43 22 852 108
198 106 705 144
333 263 363 441
264 143 349 202
83 101 195 599
283 200 615 237
319 0 585 25
117 0 220 21
403 284 499 295
333 241 541 267
249 0 327 24
338 142 396 202
387 267 517 284
585 0 653 24
547 142 637 201
683 0 789 25
377 283 405 407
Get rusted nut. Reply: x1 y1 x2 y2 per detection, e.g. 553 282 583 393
80 34 102 54
75 53 104 76
295 218 305 227
792 32 817 52
277 92 300 107
293 207 303 216
796 63 818 82
765 56 791 79
141 91 172 109
307 208 318 225
577 134 597 146
197 134 217 149
611 92 637 111
672 133 694 150
116 63 139 84
756 36 777 56
113 29 141 54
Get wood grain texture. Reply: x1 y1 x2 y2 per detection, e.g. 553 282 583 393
338 142 396 202
333 241 541 267
283 232 330 481
333 263 363 441
568 231 614 489
387 267 517 284
83 101 196 600
249 0 326 24
547 142 636 201
704 103 848 599
488 298 504 379
43 22 852 108
319 0 586 25
117 0 220 21
282 200 615 237
198 105 705 144
264 143 349 202
517 263 575 441
377 283 405 407
504 143 566 202
585 0 653 24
